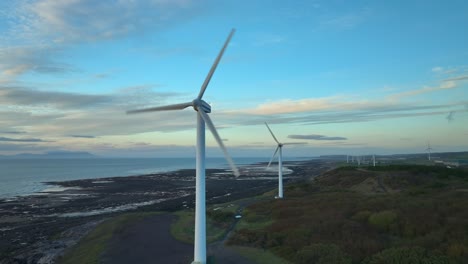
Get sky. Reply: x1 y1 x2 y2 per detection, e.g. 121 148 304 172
0 0 467 158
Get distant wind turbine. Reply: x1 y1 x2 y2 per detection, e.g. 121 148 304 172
372 154 376 167
127 29 239 264
426 142 433 161
264 122 298 199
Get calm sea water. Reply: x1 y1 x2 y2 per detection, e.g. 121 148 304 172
0 157 306 198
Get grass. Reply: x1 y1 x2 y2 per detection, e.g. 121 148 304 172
230 246 291 264
170 211 195 244
170 210 232 244
57 212 160 264
228 165 468 263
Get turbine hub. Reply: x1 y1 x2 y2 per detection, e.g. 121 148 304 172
192 99 211 113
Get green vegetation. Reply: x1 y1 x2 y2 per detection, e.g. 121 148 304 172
58 212 160 264
228 165 468 264
171 211 195 244
170 207 236 244
231 246 291 264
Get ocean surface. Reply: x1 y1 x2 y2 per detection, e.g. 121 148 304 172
0 157 308 199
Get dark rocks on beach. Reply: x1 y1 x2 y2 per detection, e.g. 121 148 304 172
0 160 332 263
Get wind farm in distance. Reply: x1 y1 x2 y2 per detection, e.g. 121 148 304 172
1 1 468 264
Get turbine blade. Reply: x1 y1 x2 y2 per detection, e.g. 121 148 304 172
197 29 235 100
198 110 240 177
126 102 193 114
264 122 280 144
267 146 280 168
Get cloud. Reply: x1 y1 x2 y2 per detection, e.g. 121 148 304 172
222 99 468 128
15 0 201 43
253 33 286 46
69 135 96 139
0 85 181 111
388 81 457 100
0 86 111 109
318 8 371 30
444 75 468 82
432 67 443 72
288 134 347 141
0 137 49 142
237 97 343 115
0 130 26 134
0 46 73 81
399 137 413 141
1 0 204 82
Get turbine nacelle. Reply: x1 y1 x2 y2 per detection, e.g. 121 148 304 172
193 99 211 113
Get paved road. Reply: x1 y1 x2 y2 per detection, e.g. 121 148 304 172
101 214 192 264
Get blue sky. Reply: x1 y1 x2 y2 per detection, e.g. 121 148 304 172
0 0 467 158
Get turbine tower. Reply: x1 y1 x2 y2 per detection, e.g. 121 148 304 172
426 142 433 161
373 154 376 167
127 29 238 264
264 122 296 199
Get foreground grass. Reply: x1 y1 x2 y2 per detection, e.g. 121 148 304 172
231 246 291 264
58 212 160 264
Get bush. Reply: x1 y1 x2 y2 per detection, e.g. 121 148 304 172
368 210 398 231
295 243 352 264
363 247 451 264
352 210 372 222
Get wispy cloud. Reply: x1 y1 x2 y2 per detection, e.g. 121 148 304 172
0 130 26 134
1 0 203 82
0 137 49 142
388 81 457 101
318 8 371 30
12 0 200 43
0 85 181 111
288 134 347 141
444 75 468 82
252 33 286 46
69 135 96 139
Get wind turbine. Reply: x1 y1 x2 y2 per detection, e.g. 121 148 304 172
372 154 376 167
426 142 433 161
264 122 296 199
127 29 239 264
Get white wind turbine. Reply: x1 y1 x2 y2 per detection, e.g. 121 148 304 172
127 29 239 264
264 122 297 199
426 142 433 161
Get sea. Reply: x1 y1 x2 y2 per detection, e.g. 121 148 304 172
0 157 309 199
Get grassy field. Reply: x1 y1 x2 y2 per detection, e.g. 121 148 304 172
57 212 161 264
228 165 468 264
230 246 291 264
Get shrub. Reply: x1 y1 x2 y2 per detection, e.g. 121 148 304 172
368 210 398 231
363 247 451 264
352 210 372 222
295 243 352 264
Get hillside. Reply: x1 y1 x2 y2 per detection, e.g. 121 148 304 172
227 165 468 264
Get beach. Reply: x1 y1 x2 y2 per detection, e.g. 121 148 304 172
0 159 334 263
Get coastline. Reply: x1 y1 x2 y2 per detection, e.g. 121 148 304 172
0 159 331 263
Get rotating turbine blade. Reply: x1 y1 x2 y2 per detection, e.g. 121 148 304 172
197 29 236 100
198 110 240 177
264 122 280 144
267 146 280 168
127 102 193 114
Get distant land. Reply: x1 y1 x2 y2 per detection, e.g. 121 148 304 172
0 151 96 159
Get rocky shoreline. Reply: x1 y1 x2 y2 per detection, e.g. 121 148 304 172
0 159 333 263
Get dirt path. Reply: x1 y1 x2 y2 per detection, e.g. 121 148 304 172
101 214 192 264
207 198 265 264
